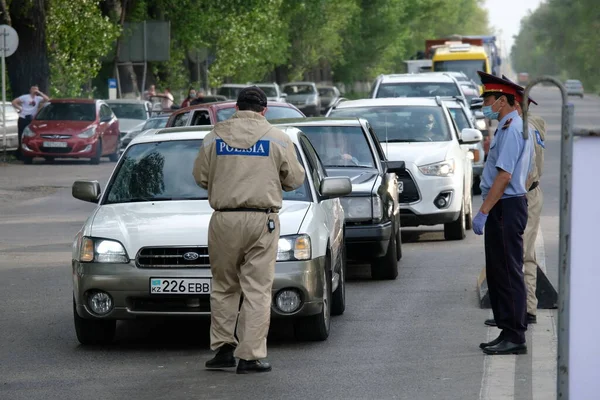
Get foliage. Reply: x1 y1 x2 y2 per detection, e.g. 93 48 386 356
46 0 120 97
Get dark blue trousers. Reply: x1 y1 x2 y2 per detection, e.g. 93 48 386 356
484 196 528 344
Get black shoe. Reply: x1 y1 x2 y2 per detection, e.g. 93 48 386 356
205 344 236 369
484 318 497 327
236 359 272 374
527 313 537 324
479 333 504 349
482 340 527 355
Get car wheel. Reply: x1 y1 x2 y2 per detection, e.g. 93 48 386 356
73 298 116 345
294 263 331 341
395 228 402 261
371 231 398 280
90 140 102 165
465 197 473 230
22 156 33 165
331 246 346 316
444 203 466 240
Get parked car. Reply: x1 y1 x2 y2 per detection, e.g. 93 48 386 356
317 86 341 115
0 101 19 151
104 99 152 140
281 82 321 116
21 99 120 165
254 82 287 103
328 97 482 240
565 79 584 98
216 84 247 100
166 101 305 127
273 118 403 279
369 73 468 105
443 99 485 194
71 125 352 345
119 116 169 155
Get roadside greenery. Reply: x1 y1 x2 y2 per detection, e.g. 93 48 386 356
511 0 600 91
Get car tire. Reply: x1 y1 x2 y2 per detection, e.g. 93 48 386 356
108 139 120 162
465 198 473 230
22 156 33 165
371 231 398 280
73 298 116 345
444 204 466 241
90 140 102 165
395 228 402 261
331 246 346 316
294 264 331 341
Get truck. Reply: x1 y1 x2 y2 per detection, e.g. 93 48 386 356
425 38 491 85
458 35 502 77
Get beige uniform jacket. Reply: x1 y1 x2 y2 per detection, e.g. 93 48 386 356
193 110 305 210
526 114 546 187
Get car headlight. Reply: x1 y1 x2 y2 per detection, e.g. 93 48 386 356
476 119 487 130
277 235 311 261
22 126 35 137
418 159 455 177
80 237 129 263
77 127 96 138
340 196 382 222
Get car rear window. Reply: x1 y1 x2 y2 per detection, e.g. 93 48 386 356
107 103 147 120
217 86 244 99
376 82 460 98
104 140 311 204
283 85 315 95
36 103 96 121
216 106 304 122
299 126 376 168
329 105 451 143
318 88 335 96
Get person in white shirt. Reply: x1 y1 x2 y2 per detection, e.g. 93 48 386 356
160 87 174 109
11 85 49 159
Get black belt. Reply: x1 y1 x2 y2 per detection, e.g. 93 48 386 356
528 181 539 192
216 208 278 214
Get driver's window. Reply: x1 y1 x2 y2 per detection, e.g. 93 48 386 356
173 112 190 127
191 110 211 126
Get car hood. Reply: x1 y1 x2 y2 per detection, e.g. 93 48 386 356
325 168 378 194
118 118 146 133
381 141 451 166
29 120 95 135
89 200 311 257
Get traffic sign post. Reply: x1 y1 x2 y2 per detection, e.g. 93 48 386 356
108 78 117 100
0 24 18 162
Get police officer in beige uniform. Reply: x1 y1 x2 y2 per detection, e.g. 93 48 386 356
485 79 545 327
193 86 305 374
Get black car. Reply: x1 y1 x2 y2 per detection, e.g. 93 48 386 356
274 118 404 280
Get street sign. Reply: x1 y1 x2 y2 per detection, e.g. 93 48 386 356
0 24 18 162
108 78 117 100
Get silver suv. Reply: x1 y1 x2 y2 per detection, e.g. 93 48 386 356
370 73 468 105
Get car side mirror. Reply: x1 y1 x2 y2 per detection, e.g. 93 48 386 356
72 180 101 203
460 128 483 144
470 98 483 109
383 160 406 175
320 177 352 199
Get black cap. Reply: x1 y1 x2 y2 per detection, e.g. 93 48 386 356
478 71 521 99
236 86 268 107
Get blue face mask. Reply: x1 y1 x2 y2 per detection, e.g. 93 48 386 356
482 98 500 120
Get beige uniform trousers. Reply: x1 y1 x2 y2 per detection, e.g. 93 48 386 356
523 186 543 315
208 211 279 360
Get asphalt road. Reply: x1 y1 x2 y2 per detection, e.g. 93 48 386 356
0 87 596 400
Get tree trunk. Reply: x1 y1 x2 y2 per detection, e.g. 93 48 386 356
1 0 50 96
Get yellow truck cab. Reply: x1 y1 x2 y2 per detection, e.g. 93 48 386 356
431 43 490 92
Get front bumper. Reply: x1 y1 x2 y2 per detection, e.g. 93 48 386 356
22 137 99 158
345 221 392 260
72 257 326 320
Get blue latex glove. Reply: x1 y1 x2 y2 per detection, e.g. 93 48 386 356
473 211 488 235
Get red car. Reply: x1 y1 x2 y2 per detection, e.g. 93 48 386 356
166 101 305 128
21 99 120 165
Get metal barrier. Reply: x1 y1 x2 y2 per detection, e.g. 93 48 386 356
522 77 572 399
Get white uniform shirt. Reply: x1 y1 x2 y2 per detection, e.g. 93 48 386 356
161 92 174 109
18 94 44 118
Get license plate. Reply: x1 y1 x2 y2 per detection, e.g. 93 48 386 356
150 278 211 294
43 141 68 148
398 181 404 193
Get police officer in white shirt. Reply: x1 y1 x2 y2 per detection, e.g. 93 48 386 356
11 85 49 159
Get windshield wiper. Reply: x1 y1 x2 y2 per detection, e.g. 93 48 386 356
381 139 422 143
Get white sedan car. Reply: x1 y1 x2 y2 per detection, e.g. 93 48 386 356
71 126 351 345
328 97 482 240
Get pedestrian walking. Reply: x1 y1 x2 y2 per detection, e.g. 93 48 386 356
11 85 49 160
193 86 305 374
473 72 534 355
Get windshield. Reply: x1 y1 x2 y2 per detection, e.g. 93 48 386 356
376 82 460 98
329 106 451 143
433 60 486 84
447 107 470 131
216 106 304 122
300 126 375 168
257 86 278 97
105 140 311 204
142 117 169 130
283 84 315 95
36 103 96 121
217 86 244 99
318 88 335 96
107 103 147 120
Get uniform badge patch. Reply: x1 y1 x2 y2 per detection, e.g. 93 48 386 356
501 118 513 130
216 139 270 156
535 130 545 148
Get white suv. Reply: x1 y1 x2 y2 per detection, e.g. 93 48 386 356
369 73 467 104
328 97 482 240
